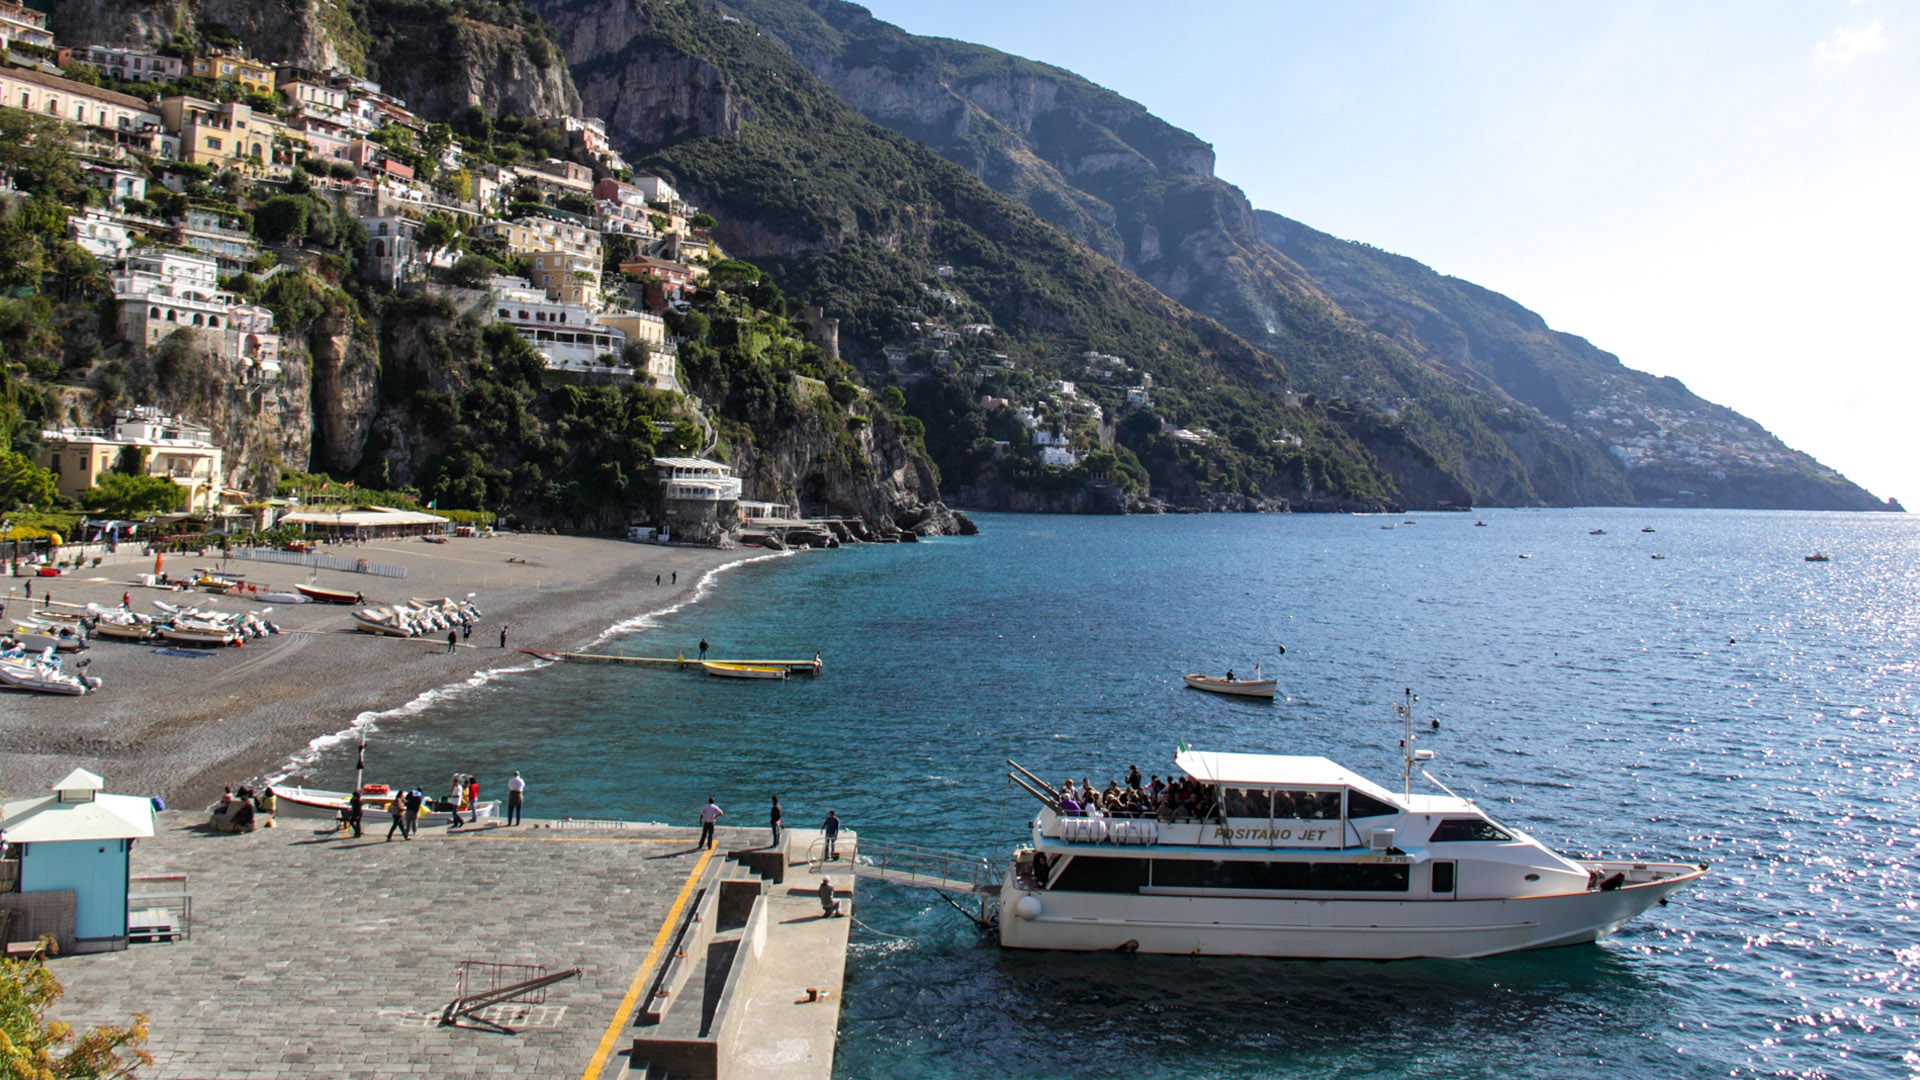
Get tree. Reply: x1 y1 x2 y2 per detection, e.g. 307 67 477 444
252 196 311 246
0 953 151 1078
417 215 459 266
0 449 57 511
80 472 187 517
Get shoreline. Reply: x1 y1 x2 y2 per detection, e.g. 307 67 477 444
0 536 774 809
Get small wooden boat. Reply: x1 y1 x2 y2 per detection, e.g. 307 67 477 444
91 620 153 642
296 583 364 605
1805 553 1832 562
352 608 417 637
268 784 498 827
1183 673 1277 699
257 591 309 604
701 660 789 680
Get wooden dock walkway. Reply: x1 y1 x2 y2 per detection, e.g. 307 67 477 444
518 649 822 673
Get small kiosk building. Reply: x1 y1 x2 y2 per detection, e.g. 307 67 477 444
1 769 155 953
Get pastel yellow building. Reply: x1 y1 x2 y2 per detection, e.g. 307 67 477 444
36 409 228 512
191 53 275 96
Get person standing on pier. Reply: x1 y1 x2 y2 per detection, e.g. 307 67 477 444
405 788 424 837
507 771 525 826
347 790 363 838
698 637 709 660
769 795 783 848
499 624 509 649
448 774 466 829
823 810 842 861
467 776 480 824
446 629 458 653
699 797 723 849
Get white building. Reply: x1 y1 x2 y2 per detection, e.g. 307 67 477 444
654 457 742 502
114 252 281 380
1039 446 1081 467
490 275 630 375
68 212 134 260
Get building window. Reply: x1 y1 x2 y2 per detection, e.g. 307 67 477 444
206 137 222 151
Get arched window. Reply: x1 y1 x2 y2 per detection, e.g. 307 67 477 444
207 316 219 329
165 309 176 321
192 313 204 327
46 99 59 114
149 306 160 318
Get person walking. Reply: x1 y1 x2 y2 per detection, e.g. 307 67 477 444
446 629 458 653
769 795 783 849
448 774 466 829
347 790 364 838
823 810 841 861
699 797 723 849
121 591 131 611
672 571 677 585
655 574 661 587
506 771 525 826
385 794 407 841
467 776 480 824
698 637 709 660
405 788 424 838
499 624 509 649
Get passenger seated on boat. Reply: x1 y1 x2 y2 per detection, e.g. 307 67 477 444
1225 669 1236 682
1058 792 1083 817
1270 791 1295 818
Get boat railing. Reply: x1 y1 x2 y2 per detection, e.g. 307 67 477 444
127 873 190 943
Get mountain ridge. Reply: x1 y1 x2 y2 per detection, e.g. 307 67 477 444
720 0 1889 511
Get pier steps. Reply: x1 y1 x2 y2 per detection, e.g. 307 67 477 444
628 831 850 1080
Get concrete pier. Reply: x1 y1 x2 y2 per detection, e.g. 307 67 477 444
41 811 853 1079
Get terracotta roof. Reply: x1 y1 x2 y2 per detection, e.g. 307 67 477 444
2 66 153 113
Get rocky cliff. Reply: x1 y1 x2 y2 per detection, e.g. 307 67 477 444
51 0 362 72
715 0 1888 511
363 10 582 123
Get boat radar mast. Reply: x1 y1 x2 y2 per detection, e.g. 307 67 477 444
1397 687 1434 798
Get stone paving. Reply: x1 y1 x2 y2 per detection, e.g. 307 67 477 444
48 811 751 1080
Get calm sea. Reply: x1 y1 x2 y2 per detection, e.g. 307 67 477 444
297 509 1920 1079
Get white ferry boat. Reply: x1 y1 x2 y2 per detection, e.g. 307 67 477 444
998 701 1705 959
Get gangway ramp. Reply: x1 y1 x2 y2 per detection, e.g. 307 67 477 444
813 836 996 897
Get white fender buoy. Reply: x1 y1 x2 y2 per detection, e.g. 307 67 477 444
1014 895 1043 921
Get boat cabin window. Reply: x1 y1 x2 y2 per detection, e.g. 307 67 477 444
1429 818 1514 843
1431 861 1455 893
1345 790 1398 818
1048 855 1150 894
1272 790 1340 820
1151 859 1410 893
1225 788 1269 818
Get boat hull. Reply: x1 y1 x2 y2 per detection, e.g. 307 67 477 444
296 585 362 605
269 786 499 827
702 661 788 680
1183 674 1277 699
159 628 236 646
997 860 1704 960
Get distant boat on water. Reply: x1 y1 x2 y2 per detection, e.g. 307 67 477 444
1805 552 1832 562
1589 529 1607 535
702 660 790 680
1642 526 1656 533
1183 673 1277 699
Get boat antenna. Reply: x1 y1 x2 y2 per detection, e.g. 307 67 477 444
1397 688 1437 798
1397 688 1418 798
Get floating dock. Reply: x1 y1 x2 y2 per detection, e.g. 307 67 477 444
519 650 823 674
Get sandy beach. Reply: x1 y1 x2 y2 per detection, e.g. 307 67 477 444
0 534 761 808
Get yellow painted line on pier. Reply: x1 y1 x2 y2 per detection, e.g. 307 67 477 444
579 845 715 1080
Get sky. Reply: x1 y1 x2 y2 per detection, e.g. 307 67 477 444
855 0 1919 504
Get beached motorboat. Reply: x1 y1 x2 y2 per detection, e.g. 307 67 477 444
257 591 309 604
268 784 498 827
86 607 154 642
296 583 363 605
159 622 240 646
997 699 1706 959
702 661 789 680
0 648 100 695
8 629 84 653
1183 673 1278 700
352 607 418 637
